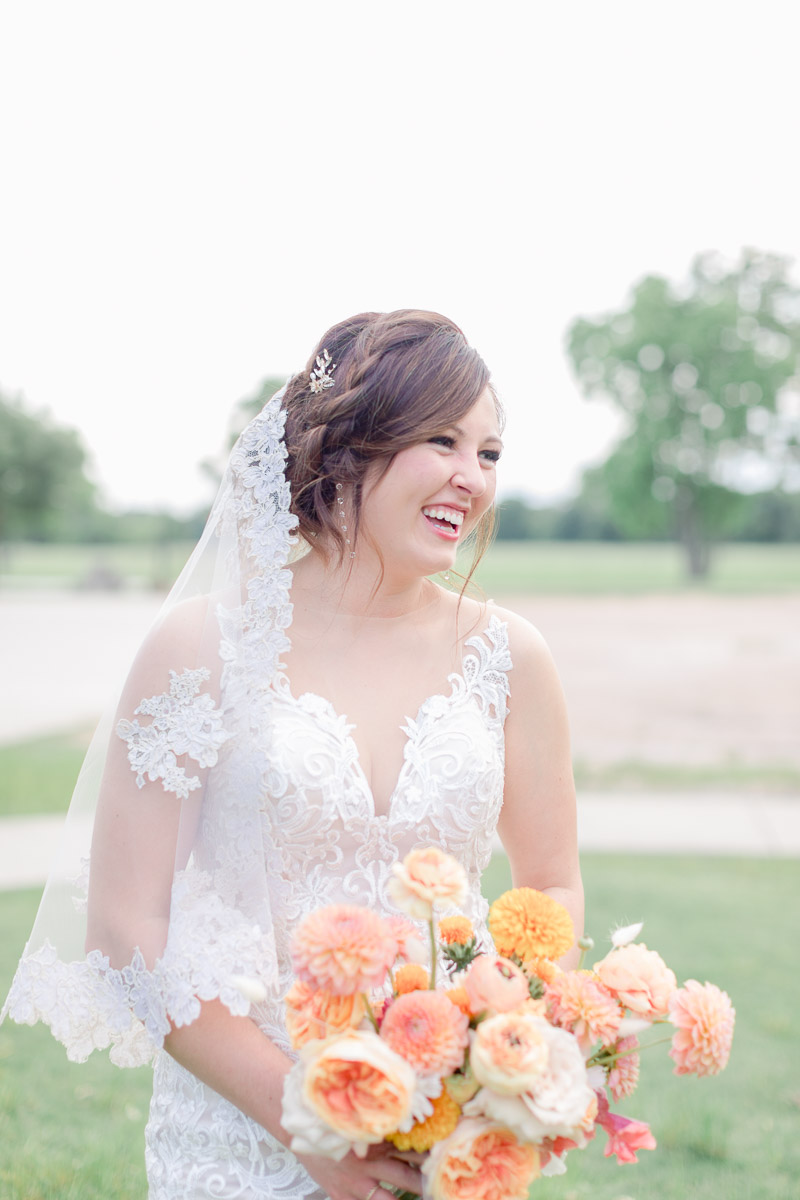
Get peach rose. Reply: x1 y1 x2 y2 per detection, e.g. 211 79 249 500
290 904 398 995
284 980 365 1049
422 1117 539 1200
282 1031 415 1159
470 1012 549 1095
594 943 677 1019
387 847 468 919
463 954 530 1015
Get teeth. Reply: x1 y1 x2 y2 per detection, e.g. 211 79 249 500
422 507 464 526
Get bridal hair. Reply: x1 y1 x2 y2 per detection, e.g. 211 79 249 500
282 309 500 578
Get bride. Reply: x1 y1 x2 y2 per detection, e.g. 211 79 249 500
4 309 583 1199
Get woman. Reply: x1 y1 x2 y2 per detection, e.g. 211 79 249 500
4 310 582 1199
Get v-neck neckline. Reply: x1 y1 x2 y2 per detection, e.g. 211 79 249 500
270 615 505 819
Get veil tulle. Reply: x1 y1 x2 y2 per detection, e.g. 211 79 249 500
1 387 299 1067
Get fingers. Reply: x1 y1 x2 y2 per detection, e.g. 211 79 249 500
364 1156 423 1194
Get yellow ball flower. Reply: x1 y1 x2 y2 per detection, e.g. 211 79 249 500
439 916 475 946
394 964 430 994
489 888 574 963
387 1089 461 1152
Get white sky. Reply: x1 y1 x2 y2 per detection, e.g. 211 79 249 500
1 0 799 513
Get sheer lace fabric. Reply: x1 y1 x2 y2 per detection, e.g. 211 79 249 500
145 615 511 1198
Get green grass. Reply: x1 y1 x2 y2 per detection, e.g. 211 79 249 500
0 541 195 591
1 856 796 1199
463 540 800 594
2 540 800 595
0 732 88 816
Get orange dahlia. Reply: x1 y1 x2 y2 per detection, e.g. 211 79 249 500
524 956 561 986
439 916 474 946
388 1089 461 1152
444 985 472 1017
284 980 365 1049
489 888 574 962
380 989 469 1076
394 964 430 995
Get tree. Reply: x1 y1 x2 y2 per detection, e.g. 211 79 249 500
0 392 98 543
566 250 800 576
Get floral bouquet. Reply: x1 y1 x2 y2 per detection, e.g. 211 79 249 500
279 848 735 1199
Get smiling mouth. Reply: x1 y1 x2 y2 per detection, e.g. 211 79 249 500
422 506 465 538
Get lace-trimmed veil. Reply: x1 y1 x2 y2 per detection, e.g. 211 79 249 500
2 388 299 1068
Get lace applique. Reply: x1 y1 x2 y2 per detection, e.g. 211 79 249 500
116 667 232 799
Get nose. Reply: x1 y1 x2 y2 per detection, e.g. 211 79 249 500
450 453 487 497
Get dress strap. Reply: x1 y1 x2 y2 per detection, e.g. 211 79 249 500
461 614 512 726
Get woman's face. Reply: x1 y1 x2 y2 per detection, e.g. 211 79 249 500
359 387 502 579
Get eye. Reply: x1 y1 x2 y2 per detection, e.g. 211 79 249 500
428 435 456 449
480 448 501 464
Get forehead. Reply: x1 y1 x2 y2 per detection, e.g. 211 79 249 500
451 386 503 439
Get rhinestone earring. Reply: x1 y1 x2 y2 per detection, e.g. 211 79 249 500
335 483 356 558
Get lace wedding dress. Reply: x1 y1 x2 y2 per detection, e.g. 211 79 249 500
144 613 512 1199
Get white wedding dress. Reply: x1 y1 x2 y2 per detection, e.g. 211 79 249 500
144 613 512 1199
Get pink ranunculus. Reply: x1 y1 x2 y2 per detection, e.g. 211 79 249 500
595 1090 656 1163
387 847 468 919
385 914 427 964
422 1117 539 1200
594 943 677 1019
668 979 735 1076
290 905 398 996
463 954 530 1015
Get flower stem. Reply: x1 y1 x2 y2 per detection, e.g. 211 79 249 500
429 916 437 990
362 994 379 1033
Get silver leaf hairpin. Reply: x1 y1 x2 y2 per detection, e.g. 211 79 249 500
309 349 337 394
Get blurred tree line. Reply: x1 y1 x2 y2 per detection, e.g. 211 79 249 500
3 251 800 580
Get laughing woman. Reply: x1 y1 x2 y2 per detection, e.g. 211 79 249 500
3 309 582 1199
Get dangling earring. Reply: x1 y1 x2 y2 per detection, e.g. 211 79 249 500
335 483 355 558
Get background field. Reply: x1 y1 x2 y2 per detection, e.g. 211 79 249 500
3 539 800 594
1 854 795 1200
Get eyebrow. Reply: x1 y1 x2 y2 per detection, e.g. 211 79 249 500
451 423 504 448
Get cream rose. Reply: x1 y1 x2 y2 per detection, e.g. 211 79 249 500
387 847 468 919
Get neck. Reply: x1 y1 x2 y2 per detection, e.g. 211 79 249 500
291 546 437 620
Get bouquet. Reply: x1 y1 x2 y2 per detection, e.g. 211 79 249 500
277 847 735 1199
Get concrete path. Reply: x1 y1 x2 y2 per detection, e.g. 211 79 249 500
1 792 797 893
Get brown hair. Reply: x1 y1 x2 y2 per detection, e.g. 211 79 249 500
282 309 500 580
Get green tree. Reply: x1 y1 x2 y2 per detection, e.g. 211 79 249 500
566 250 800 576
0 392 98 543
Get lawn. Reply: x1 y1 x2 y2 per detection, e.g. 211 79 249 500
2 540 800 595
1 855 795 1199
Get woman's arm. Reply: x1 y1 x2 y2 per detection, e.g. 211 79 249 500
496 610 584 968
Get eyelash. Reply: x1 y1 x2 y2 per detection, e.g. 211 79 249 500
429 436 501 463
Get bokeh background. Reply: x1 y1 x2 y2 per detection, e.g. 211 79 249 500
1 3 798 1198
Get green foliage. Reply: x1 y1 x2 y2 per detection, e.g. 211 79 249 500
566 249 800 576
0 393 98 543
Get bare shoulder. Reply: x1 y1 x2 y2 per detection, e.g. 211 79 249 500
485 601 556 671
119 593 217 705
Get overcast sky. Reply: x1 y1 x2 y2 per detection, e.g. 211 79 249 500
2 1 799 513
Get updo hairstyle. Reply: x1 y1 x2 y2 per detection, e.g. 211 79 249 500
282 309 498 571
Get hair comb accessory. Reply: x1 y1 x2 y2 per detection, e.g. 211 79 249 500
309 349 337 394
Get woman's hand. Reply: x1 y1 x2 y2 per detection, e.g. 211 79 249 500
296 1140 425 1200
